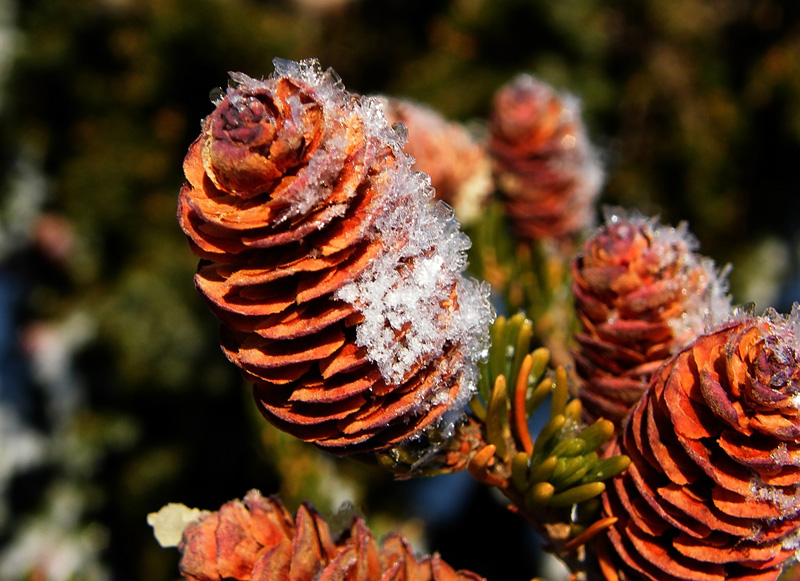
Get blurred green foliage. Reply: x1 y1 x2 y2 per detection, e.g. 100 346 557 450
3 0 800 579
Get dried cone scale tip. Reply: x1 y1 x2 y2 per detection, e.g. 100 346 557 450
178 490 484 581
572 210 731 426
489 73 603 242
597 307 800 581
178 59 492 454
379 97 492 227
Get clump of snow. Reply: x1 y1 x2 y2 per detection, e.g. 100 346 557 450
335 93 493 394
749 477 800 517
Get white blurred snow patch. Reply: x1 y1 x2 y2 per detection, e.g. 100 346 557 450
21 311 95 426
0 152 48 261
147 503 207 548
0 405 47 528
0 483 109 581
539 550 571 581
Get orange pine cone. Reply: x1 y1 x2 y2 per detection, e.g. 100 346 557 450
178 490 485 581
597 308 800 581
572 211 731 426
379 97 492 226
488 73 603 242
177 59 492 454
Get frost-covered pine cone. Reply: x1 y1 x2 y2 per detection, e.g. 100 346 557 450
572 210 731 426
178 490 484 581
596 308 800 581
379 97 492 227
177 58 492 454
489 73 603 242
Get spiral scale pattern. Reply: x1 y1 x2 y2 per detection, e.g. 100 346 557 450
572 211 730 426
178 59 491 454
598 309 800 581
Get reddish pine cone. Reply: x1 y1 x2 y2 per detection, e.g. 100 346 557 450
488 73 603 242
177 59 492 454
572 211 731 426
178 490 484 581
597 308 800 581
379 97 492 227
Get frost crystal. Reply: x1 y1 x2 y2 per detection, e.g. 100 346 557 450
602 206 732 340
336 94 493 388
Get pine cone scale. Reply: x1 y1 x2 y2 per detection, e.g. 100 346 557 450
293 242 384 303
235 326 346 368
625 521 727 581
288 369 380 404
250 301 357 341
644 396 703 485
258 388 366 425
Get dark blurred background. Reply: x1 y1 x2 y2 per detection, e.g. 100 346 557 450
1 0 799 579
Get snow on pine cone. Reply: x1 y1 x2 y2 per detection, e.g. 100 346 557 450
177 58 492 454
488 73 603 242
596 307 800 581
178 490 484 581
572 210 731 426
379 97 492 227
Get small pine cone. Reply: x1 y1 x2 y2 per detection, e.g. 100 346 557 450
379 97 492 227
177 490 484 581
177 58 492 454
572 210 731 426
488 73 603 242
596 308 800 581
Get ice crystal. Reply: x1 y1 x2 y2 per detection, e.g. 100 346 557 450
336 95 493 387
601 206 732 341
749 479 800 517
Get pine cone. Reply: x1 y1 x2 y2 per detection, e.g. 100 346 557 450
379 97 492 227
177 490 484 581
596 308 800 581
177 58 492 454
572 211 731 426
488 73 603 242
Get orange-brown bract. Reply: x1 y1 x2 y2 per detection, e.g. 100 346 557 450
178 490 485 581
597 309 800 581
177 59 492 455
